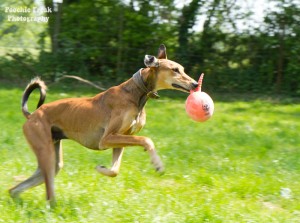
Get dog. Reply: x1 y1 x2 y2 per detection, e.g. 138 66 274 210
9 44 198 205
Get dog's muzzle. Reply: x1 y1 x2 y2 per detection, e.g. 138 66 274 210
172 81 198 93
192 82 199 89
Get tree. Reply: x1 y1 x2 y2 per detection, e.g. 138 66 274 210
38 0 177 81
249 0 300 94
177 0 203 66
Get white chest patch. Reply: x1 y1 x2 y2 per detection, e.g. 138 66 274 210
119 110 146 135
127 112 145 135
129 119 138 134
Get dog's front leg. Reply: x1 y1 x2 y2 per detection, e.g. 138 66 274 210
100 134 164 173
96 147 124 177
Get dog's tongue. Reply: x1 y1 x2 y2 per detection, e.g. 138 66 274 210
190 73 204 93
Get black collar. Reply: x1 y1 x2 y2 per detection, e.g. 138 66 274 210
132 69 159 99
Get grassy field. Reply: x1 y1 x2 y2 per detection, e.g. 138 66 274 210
0 83 300 222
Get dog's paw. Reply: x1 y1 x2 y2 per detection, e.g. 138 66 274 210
96 165 106 169
96 166 118 177
155 166 165 175
151 157 164 174
96 165 106 174
9 188 21 199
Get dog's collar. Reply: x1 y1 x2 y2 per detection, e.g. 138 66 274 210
132 69 160 99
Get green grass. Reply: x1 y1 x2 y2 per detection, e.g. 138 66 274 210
0 84 300 222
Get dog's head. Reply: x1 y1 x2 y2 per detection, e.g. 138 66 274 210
144 44 198 93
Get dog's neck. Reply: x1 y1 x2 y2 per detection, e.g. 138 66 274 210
121 68 159 111
132 68 159 99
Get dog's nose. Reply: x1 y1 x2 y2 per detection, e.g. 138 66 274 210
192 82 199 89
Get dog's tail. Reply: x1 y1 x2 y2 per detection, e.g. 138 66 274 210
22 77 47 119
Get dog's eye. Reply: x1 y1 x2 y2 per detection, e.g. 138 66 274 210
172 68 180 73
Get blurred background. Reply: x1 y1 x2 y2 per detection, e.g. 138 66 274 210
0 0 299 96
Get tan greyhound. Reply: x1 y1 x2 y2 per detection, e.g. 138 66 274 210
9 44 198 204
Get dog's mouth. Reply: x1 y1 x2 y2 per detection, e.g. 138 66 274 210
172 83 190 93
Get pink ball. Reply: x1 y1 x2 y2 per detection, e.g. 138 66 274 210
185 91 214 122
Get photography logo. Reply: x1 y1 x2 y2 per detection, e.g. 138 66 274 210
4 6 52 23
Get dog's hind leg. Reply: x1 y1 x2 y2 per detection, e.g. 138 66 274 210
10 118 57 205
30 144 56 204
9 141 63 198
96 147 124 177
9 168 44 198
54 140 63 173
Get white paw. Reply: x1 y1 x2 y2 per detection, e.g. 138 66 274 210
95 166 118 177
151 156 164 173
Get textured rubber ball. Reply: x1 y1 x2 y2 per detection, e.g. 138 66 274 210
185 73 214 122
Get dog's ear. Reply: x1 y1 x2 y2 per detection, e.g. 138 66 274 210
157 44 167 59
144 55 159 68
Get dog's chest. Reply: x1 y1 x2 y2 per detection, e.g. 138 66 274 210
124 110 146 135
